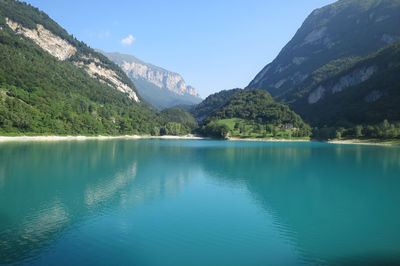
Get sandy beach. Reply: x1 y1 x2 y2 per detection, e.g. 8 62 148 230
228 137 400 146
227 137 310 142
0 136 398 146
0 135 207 142
327 139 400 146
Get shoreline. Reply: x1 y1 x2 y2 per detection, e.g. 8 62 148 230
227 137 310 142
326 139 400 146
0 135 207 142
228 137 400 146
0 135 398 146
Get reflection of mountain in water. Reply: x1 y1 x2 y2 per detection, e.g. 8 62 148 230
0 140 198 264
1 140 400 265
199 142 400 265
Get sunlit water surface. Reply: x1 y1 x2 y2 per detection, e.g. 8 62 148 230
1 140 400 265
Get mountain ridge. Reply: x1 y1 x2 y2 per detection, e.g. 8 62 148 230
248 0 400 98
101 51 202 109
0 0 143 103
0 0 196 136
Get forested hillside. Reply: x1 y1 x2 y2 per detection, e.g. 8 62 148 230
247 0 400 140
191 89 242 121
296 42 400 140
160 108 198 135
0 0 190 136
201 89 311 139
289 41 400 126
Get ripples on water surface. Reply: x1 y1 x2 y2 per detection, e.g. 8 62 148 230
0 140 400 265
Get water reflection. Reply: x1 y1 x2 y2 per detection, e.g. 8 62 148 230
1 140 400 265
0 140 198 264
198 142 400 264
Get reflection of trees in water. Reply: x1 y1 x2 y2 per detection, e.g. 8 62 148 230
200 142 312 186
85 162 137 208
1 140 399 264
198 142 314 260
0 140 197 264
200 143 400 264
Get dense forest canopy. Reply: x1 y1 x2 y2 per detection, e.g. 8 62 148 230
201 89 312 139
191 89 242 122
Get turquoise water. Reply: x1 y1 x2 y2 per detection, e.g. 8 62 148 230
1 140 400 265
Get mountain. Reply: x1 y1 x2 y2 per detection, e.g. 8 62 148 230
191 88 242 122
201 89 311 139
2 1 142 102
100 51 202 110
283 41 400 128
0 0 190 136
247 0 400 139
248 0 400 98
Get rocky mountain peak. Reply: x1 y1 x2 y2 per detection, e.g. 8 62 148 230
113 53 200 98
101 51 202 109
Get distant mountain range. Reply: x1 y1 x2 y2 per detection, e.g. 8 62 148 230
100 51 202 110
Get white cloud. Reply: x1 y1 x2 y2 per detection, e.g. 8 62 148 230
121 34 135 46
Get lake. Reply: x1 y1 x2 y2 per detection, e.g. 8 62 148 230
1 140 400 265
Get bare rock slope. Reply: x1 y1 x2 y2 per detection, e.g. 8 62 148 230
101 51 201 109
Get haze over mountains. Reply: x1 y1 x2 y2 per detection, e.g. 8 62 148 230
100 51 202 110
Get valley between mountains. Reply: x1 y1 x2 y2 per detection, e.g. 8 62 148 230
1 0 400 143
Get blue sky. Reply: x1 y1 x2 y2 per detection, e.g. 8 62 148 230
24 0 336 98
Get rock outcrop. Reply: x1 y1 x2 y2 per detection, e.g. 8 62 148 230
6 18 76 60
290 40 400 127
101 51 201 109
307 65 377 104
5 18 139 102
120 59 200 98
74 60 139 102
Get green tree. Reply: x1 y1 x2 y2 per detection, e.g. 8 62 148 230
355 125 363 138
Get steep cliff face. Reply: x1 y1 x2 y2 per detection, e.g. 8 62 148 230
74 59 139 102
4 16 140 102
121 60 199 97
248 0 400 98
5 18 76 60
101 51 201 109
